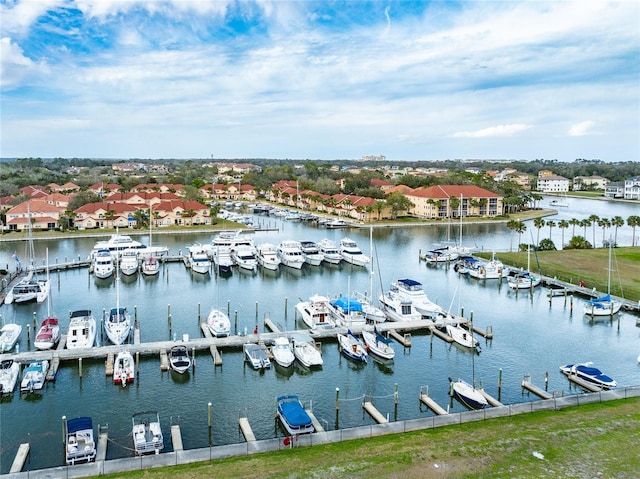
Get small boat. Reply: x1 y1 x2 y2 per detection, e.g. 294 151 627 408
559 362 617 389
362 328 395 360
295 295 336 330
105 307 131 345
507 245 541 290
0 359 20 395
132 411 164 455
337 330 367 362
276 395 315 435
243 343 271 369
299 241 323 266
325 218 350 229
212 245 234 274
232 244 258 271
93 248 115 279
583 240 622 316
113 351 135 387
271 336 295 368
141 255 160 276
119 249 139 276
339 238 370 266
378 290 422 322
317 238 342 264
65 416 96 465
20 360 49 393
207 308 231 337
423 246 459 263
455 253 509 280
354 291 387 323
34 317 61 351
390 279 443 319
277 240 305 269
168 345 191 374
449 377 488 410
188 245 211 274
446 323 481 352
0 323 22 352
328 296 366 328
256 243 281 271
291 333 323 368
66 310 97 349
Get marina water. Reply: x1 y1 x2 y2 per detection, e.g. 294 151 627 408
0 197 639 473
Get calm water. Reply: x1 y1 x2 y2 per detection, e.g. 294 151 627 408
0 197 639 473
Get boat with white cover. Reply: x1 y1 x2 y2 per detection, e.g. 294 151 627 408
300 241 323 266
113 350 135 387
119 249 139 276
132 411 164 455
362 328 395 360
271 336 295 368
66 310 97 349
256 243 281 271
0 323 22 353
446 323 481 352
317 238 342 264
0 359 20 395
295 295 336 330
559 362 617 389
276 395 314 435
207 308 231 337
391 279 444 319
339 238 370 266
291 333 323 368
168 345 191 374
243 343 271 369
337 330 368 362
65 417 96 465
277 240 305 269
449 377 488 410
93 249 115 279
20 359 49 393
378 289 422 322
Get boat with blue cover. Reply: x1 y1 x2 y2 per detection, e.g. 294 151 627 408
559 362 617 389
276 395 314 435
65 416 96 465
337 330 367 362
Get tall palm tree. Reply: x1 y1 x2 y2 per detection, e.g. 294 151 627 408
611 216 624 245
546 220 556 243
558 219 569 249
515 221 527 249
588 214 599 248
569 218 580 238
580 218 590 238
506 220 518 252
533 217 546 246
628 215 640 247
598 218 611 247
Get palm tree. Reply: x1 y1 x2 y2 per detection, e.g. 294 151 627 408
515 221 527 249
558 219 569 249
598 218 611 248
628 215 640 247
533 217 546 246
373 200 386 220
569 218 580 238
588 214 599 248
506 220 518 252
611 216 624 245
581 218 590 238
546 220 556 242
449 196 460 218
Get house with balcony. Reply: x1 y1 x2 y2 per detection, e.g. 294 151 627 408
405 185 503 219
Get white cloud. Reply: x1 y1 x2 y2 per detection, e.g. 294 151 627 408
568 121 595 137
451 124 531 139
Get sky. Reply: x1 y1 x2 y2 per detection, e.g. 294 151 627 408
1 0 639 162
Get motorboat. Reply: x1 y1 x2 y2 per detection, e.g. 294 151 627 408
207 308 231 337
0 323 22 352
66 310 97 349
337 330 368 362
446 323 481 352
20 359 49 393
113 351 135 387
299 241 323 266
339 238 370 266
168 345 191 374
132 411 164 455
328 296 366 328
317 238 342 264
65 417 96 465
119 249 139 276
271 336 295 368
390 279 444 319
361 328 395 360
276 395 315 435
188 244 211 274
243 343 271 369
0 359 20 395
378 290 422 322
277 240 305 269
89 233 169 260
105 307 131 345
34 317 61 351
212 245 234 274
3 272 50 305
93 248 115 279
256 243 281 271
141 255 160 276
455 253 509 279
291 333 323 368
295 295 336 330
423 246 459 263
507 271 542 289
232 244 258 271
325 218 350 229
559 362 617 389
449 377 488 410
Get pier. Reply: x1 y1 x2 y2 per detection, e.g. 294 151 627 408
387 329 411 347
565 373 603 393
362 401 388 424
419 386 448 415
96 425 109 462
171 425 184 452
521 374 553 400
478 388 504 407
9 444 29 473
238 417 256 442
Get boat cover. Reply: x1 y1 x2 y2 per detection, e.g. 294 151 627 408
277 396 311 427
68 417 93 434
332 297 363 313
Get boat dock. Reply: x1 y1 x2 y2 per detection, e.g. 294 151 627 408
565 373 603 392
171 425 184 451
478 388 503 407
96 425 109 462
238 416 256 442
419 386 448 415
429 326 453 343
45 335 67 381
160 349 169 371
521 374 553 400
306 410 324 432
388 329 411 347
362 401 388 424
9 444 30 473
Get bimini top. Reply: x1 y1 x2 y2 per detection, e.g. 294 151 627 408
331 297 363 313
67 417 93 434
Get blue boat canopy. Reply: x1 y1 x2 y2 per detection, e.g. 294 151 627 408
277 395 312 427
67 417 93 434
332 297 363 313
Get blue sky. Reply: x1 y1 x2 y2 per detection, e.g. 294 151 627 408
1 1 638 162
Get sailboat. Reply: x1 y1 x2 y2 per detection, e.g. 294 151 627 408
104 259 131 345
34 250 61 350
449 195 473 256
583 240 622 316
355 227 386 323
4 205 50 305
141 202 160 276
448 319 488 409
507 245 541 289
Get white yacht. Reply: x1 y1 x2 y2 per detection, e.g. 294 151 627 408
0 359 20 395
291 333 324 367
4 272 50 305
299 241 323 266
188 245 211 274
212 245 234 274
119 249 139 276
93 249 115 279
141 255 160 276
317 238 342 264
0 324 22 352
105 307 131 345
327 296 366 328
277 240 305 269
295 295 336 329
132 411 164 455
391 279 444 319
89 233 169 260
65 417 96 465
20 360 49 393
207 308 231 337
379 289 422 322
113 350 135 387
232 244 258 272
256 243 281 271
66 310 97 349
340 238 370 266
271 336 295 368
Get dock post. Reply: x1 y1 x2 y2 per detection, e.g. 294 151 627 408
284 297 288 319
192 347 196 370
136 352 140 373
394 383 398 405
62 415 66 451
335 387 340 411
498 368 503 401
79 357 82 378
197 303 200 322
208 402 212 446
234 314 238 335
545 371 549 391
168 313 172 337
256 301 258 322
26 324 30 343
134 305 137 324
227 300 230 317
33 312 37 331
461 307 464 318
570 295 573 312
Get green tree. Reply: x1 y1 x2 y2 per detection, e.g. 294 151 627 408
565 235 592 250
537 238 556 251
386 192 414 219
611 216 625 246
558 220 569 249
546 220 556 242
533 217 546 246
628 215 640 247
588 214 599 247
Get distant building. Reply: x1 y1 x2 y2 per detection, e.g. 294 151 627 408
624 176 640 200
405 185 503 218
573 175 608 191
605 182 625 199
536 173 570 193
5 199 64 231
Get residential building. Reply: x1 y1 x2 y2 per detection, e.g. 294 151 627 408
406 185 503 219
624 176 640 200
536 173 570 193
573 175 608 191
5 199 64 231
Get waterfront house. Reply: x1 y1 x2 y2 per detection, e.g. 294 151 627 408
405 185 503 219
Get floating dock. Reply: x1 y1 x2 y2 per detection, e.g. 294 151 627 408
388 329 411 347
171 425 183 451
362 401 388 424
96 426 108 462
159 349 169 371
521 375 553 400
478 388 504 407
9 443 30 473
306 410 324 432
430 326 453 343
419 388 448 415
566 374 603 392
238 417 255 442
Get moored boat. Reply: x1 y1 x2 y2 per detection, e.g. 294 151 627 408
243 343 271 369
446 323 481 352
378 289 422 322
119 249 139 276
132 411 164 455
362 328 395 360
337 330 367 362
299 241 323 266
207 308 231 337
232 244 258 271
93 249 115 279
66 310 97 349
391 278 444 319
449 377 488 410
0 359 20 395
559 362 617 389
317 238 342 264
339 238 370 266
20 360 49 393
256 243 281 271
141 255 160 276
168 345 191 374
188 245 211 274
295 295 336 330
113 351 135 387
328 296 366 328
65 416 96 465
291 333 323 368
0 323 22 353
271 336 295 368
34 317 61 351
277 240 305 269
276 395 315 435
4 273 50 305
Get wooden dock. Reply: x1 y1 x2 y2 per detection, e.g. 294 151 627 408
306 410 324 432
419 389 448 415
430 326 453 343
478 388 504 407
159 349 169 371
200 322 223 365
105 352 114 376
96 426 108 462
566 373 603 392
238 417 256 442
388 329 411 347
171 425 183 451
9 443 30 473
264 318 280 333
362 401 388 424
521 375 553 400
